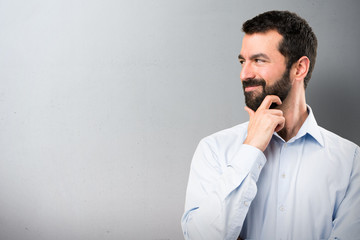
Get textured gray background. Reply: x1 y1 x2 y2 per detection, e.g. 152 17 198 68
0 0 359 239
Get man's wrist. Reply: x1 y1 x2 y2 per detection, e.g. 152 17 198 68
244 138 264 152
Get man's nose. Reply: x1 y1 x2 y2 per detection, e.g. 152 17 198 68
240 63 256 81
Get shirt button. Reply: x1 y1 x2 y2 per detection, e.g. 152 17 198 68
258 164 262 169
281 173 286 179
279 205 285 212
244 201 249 207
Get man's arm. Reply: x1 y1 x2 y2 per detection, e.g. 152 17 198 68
181 96 284 240
181 138 266 240
328 146 360 239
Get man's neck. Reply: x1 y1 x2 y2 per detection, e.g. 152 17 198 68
276 87 308 142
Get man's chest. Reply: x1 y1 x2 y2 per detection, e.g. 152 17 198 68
242 140 351 239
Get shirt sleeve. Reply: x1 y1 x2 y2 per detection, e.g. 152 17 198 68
328 146 360 240
181 138 266 240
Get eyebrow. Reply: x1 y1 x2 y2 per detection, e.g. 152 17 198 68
238 53 270 61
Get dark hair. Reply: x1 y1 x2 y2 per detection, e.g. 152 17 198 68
242 10 317 88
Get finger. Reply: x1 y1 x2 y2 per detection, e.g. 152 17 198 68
258 95 282 110
274 116 285 132
244 106 255 118
268 109 284 116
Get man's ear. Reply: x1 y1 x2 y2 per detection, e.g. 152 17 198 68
292 56 310 81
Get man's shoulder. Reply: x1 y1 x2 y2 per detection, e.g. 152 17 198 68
318 125 359 153
200 122 249 147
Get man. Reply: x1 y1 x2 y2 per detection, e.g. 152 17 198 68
181 10 360 240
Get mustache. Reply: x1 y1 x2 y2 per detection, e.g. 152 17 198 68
242 78 266 89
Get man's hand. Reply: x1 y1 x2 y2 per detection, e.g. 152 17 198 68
243 95 285 152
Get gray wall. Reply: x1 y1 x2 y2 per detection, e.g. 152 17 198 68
0 0 359 239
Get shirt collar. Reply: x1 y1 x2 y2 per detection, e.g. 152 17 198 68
274 105 324 147
298 105 324 147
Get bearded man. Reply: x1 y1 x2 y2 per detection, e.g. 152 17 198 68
181 10 360 240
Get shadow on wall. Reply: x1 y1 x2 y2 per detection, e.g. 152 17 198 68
307 72 360 145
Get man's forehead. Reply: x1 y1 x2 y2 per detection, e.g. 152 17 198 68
243 29 283 42
240 30 283 57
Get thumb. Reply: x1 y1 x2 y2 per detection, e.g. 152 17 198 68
244 106 255 118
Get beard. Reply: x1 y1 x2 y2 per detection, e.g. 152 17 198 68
242 68 291 111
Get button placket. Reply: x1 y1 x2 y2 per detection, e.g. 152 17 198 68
276 141 290 238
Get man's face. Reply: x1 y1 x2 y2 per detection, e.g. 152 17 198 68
239 30 291 111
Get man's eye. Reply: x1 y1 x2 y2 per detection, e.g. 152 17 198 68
239 60 245 64
255 59 265 63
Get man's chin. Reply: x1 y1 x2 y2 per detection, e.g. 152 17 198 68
245 94 265 111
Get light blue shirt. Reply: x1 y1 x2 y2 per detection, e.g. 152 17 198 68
181 107 360 240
